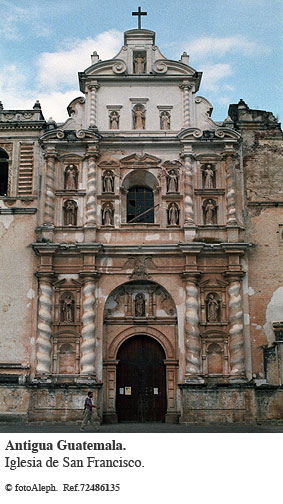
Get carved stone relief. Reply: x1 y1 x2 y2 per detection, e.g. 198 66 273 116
206 292 221 322
102 202 114 225
60 292 75 323
168 202 179 225
64 164 78 190
202 164 215 189
166 169 179 193
104 282 176 320
203 199 217 225
63 199 77 226
102 170 114 193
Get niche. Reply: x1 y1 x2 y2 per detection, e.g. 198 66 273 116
58 343 76 374
207 343 223 374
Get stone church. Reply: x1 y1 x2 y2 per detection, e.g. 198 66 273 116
0 18 282 424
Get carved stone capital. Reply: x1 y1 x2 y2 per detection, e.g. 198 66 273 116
180 271 201 283
79 271 100 283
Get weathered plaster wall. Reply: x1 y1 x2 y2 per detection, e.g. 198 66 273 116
0 210 37 365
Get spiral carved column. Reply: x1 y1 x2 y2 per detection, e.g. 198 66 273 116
80 276 97 376
89 85 99 128
228 278 245 376
225 154 237 225
36 275 53 375
184 279 201 377
85 154 97 226
183 154 195 225
43 151 56 225
180 83 192 127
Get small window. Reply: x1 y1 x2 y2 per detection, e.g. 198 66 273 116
0 149 9 196
127 186 154 223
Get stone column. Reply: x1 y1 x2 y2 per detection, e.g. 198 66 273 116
85 146 99 241
183 275 202 380
183 152 195 225
227 276 246 377
180 82 192 127
224 154 237 225
36 274 53 375
43 149 57 226
88 84 100 128
80 275 98 377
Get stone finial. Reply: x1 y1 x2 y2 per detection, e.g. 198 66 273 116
238 99 248 110
0 101 4 110
33 100 41 110
47 117 57 130
180 51 189 65
91 51 99 64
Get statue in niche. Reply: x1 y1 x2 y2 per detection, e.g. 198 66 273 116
168 202 179 225
135 293 145 317
110 111 119 129
203 199 217 225
64 164 78 190
203 164 215 189
167 169 179 193
61 294 74 323
134 105 145 129
134 53 145 74
206 293 220 322
63 199 77 226
102 170 114 193
160 111 170 130
102 203 114 225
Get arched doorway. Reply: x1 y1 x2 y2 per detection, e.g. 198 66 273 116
103 280 179 423
116 335 166 422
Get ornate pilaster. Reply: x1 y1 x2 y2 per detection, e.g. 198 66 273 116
88 84 100 128
224 154 237 225
35 274 54 375
43 149 57 225
80 274 99 377
227 275 246 377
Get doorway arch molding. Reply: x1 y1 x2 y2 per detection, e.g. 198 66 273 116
108 325 176 361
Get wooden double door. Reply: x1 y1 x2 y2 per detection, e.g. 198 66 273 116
116 335 166 422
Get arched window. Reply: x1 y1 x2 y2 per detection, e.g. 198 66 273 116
0 149 9 196
127 185 154 223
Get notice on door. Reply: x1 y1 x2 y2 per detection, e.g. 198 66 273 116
154 388 158 395
125 386 132 395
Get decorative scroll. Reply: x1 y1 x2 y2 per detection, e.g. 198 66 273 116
81 279 96 375
36 278 53 374
228 280 245 375
185 282 201 374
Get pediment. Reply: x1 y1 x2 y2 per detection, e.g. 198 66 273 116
120 153 161 166
53 278 82 288
98 159 119 169
162 160 182 170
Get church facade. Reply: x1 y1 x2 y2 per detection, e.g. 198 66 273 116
0 26 282 424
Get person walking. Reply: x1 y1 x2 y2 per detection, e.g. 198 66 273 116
80 391 100 431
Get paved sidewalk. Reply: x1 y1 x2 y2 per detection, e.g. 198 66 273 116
0 421 282 433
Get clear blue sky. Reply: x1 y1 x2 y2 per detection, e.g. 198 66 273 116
0 0 282 123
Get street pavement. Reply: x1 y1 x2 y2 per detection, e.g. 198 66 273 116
0 421 282 433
